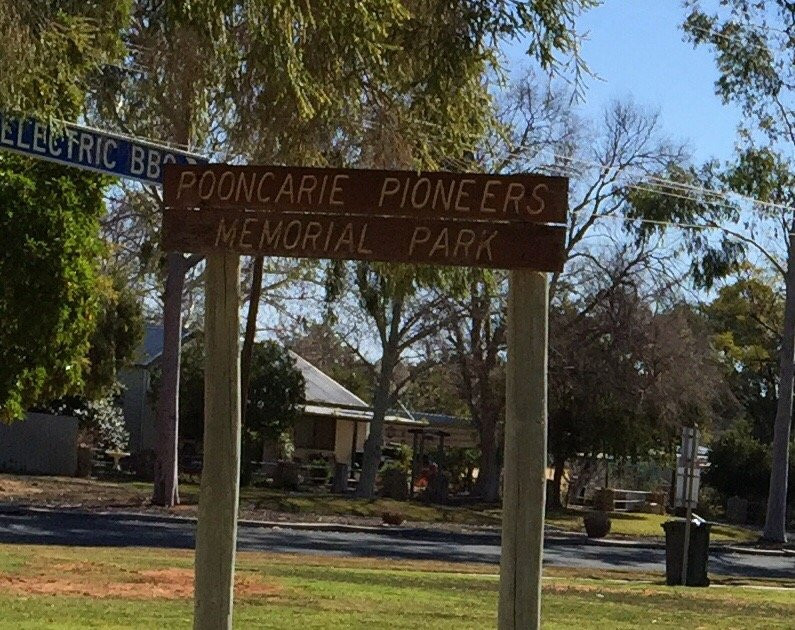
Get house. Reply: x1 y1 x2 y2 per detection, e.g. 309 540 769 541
384 411 478 451
289 352 426 466
119 329 425 466
118 324 195 454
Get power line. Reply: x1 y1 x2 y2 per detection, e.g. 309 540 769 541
547 153 795 213
686 13 793 39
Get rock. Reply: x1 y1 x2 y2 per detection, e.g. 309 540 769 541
382 511 405 526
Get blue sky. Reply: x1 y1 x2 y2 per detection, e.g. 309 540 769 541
507 1 743 164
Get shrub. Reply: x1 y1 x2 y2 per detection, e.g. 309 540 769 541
52 389 129 452
380 443 412 474
704 421 769 501
697 485 724 520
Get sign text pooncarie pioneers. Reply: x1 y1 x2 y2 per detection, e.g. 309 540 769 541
0 114 207 186
164 164 567 224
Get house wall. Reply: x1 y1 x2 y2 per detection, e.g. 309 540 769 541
333 419 367 465
0 413 78 476
293 416 368 465
119 366 156 453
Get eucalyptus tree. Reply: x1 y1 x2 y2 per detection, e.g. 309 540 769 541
93 0 597 504
682 0 795 545
435 78 686 502
319 1 599 499
0 0 128 119
90 0 442 505
548 253 725 504
630 148 795 541
703 267 783 443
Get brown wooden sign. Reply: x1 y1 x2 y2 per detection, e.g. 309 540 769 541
162 208 566 271
163 164 567 224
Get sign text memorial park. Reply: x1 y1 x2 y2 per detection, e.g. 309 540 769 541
162 164 567 270
162 163 567 630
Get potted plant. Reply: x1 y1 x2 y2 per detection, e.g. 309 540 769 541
583 511 611 538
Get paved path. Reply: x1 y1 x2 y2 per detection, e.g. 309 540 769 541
0 509 792 579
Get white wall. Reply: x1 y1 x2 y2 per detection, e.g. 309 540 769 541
334 419 367 465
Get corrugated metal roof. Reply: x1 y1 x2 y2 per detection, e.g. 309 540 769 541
391 410 473 429
303 403 427 426
289 351 370 409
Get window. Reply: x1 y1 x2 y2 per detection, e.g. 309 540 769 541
294 417 337 451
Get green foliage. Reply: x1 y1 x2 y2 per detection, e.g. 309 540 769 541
381 443 412 474
444 447 480 493
176 338 305 443
401 363 471 418
245 341 305 442
704 421 771 502
703 269 781 442
88 1 598 305
171 335 204 442
84 273 144 398
625 161 746 289
0 0 129 119
705 420 795 506
0 155 108 421
683 2 795 148
75 392 130 452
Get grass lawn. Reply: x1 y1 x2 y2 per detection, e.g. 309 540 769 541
0 473 757 542
0 544 791 629
545 508 757 543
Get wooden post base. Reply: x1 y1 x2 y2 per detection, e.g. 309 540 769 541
498 270 548 630
194 253 241 630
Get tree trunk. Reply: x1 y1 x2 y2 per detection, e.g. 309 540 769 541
473 417 500 502
548 456 565 510
152 252 185 507
240 256 264 427
762 233 795 543
356 353 396 498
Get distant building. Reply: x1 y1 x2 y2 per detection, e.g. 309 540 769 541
384 411 478 451
119 330 425 465
117 324 195 454
288 352 424 465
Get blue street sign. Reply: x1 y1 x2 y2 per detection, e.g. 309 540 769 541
0 113 207 186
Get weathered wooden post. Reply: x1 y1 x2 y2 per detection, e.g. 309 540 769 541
194 252 241 630
499 269 549 630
